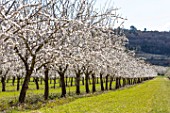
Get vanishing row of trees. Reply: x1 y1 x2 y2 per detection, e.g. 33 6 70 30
0 0 157 103
165 67 170 79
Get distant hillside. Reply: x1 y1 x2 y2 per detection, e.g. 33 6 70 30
124 29 170 66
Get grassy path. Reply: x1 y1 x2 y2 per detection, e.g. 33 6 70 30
150 77 170 113
26 77 170 113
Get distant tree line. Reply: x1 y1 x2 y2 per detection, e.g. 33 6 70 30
123 26 170 66
125 28 170 56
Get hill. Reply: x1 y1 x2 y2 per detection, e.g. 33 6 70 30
124 29 170 66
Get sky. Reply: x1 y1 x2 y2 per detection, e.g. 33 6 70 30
95 0 170 31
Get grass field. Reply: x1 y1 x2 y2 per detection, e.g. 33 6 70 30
0 78 113 112
1 77 170 113
29 77 170 113
0 79 108 100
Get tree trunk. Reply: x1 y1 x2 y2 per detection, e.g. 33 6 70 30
130 78 133 85
118 77 121 87
92 73 96 93
109 76 113 90
100 73 104 91
115 77 120 89
123 78 126 87
17 76 21 91
105 75 109 90
132 78 134 84
12 76 15 86
85 73 90 93
59 73 66 97
137 78 141 83
35 77 39 90
133 78 136 84
44 67 49 100
75 73 81 95
70 77 73 86
1 77 6 92
127 78 130 85
19 71 32 103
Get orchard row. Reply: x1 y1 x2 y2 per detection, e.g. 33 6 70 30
0 0 157 103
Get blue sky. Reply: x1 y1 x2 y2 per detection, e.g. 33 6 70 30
95 0 170 31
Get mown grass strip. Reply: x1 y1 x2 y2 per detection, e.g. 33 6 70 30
29 77 170 113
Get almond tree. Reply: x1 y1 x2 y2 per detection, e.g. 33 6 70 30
0 0 157 103
0 0 61 103
0 39 14 91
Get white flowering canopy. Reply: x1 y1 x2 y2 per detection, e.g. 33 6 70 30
0 0 158 79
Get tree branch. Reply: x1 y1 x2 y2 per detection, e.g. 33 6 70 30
36 61 51 71
14 46 28 70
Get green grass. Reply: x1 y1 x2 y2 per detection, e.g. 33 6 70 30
0 78 109 112
0 79 105 98
24 77 170 113
1 77 170 113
